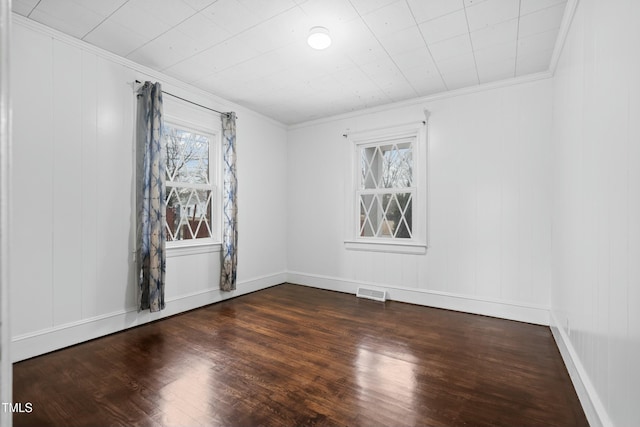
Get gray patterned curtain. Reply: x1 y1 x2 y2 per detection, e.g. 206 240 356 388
220 113 238 291
136 82 166 312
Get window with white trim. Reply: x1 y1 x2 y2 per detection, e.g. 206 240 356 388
161 96 221 251
345 118 428 254
163 122 217 243
359 139 414 239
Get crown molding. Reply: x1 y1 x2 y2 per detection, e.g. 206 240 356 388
288 0 580 130
11 13 288 129
548 0 580 75
12 0 580 133
288 71 553 130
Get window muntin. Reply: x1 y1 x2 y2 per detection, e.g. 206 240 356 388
345 119 428 255
357 138 415 240
163 122 216 243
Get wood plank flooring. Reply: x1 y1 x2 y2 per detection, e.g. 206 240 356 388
13 284 588 426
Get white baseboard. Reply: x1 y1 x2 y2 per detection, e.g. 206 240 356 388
286 272 550 325
549 311 612 427
11 272 286 362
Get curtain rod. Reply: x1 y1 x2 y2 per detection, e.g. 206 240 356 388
135 80 234 118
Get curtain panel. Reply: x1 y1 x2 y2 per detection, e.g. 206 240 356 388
136 81 166 312
220 112 238 291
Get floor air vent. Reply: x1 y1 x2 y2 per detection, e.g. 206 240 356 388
356 287 386 302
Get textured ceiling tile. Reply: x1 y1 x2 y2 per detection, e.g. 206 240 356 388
237 0 297 19
362 0 416 38
406 0 464 24
516 49 554 75
298 0 359 27
12 0 40 16
377 26 427 56
106 1 172 42
235 7 310 54
429 33 473 62
391 47 436 72
383 79 420 101
463 0 489 7
476 57 515 83
201 0 263 34
403 68 446 95
517 29 559 57
127 30 202 70
19 0 569 124
74 0 128 17
82 19 151 57
182 0 219 11
465 0 520 32
348 0 399 16
128 0 197 28
29 0 106 39
520 0 567 15
163 51 222 83
474 41 516 67
173 13 231 50
518 3 566 38
441 67 479 90
470 18 517 51
436 52 476 75
419 10 469 45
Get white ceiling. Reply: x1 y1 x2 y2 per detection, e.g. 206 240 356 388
13 0 568 124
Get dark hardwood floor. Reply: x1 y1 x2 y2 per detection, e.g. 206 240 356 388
13 283 588 426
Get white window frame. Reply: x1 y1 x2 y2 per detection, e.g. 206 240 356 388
344 120 428 255
162 98 222 257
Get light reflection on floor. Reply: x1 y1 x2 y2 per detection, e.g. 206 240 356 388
356 338 418 425
158 357 220 426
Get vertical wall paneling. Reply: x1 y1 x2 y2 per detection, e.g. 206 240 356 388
551 0 640 425
52 40 83 326
10 18 288 361
287 79 554 325
80 50 98 319
0 0 12 424
94 57 135 313
10 25 54 335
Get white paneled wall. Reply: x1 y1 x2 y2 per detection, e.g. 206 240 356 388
10 19 288 361
551 0 640 426
287 78 553 324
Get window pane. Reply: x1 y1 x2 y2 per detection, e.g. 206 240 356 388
163 124 210 185
359 194 376 237
165 186 212 241
361 142 412 189
391 193 412 238
359 192 412 239
361 146 380 189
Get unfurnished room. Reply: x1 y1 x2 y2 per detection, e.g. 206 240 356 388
0 0 638 426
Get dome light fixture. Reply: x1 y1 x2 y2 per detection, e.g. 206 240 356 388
307 26 331 50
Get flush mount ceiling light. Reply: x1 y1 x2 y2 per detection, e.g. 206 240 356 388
307 26 331 50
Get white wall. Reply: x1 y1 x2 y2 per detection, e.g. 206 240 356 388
1 1 12 424
550 0 640 426
287 78 553 324
10 18 288 361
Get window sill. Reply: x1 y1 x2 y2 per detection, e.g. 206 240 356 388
344 240 427 255
166 242 222 258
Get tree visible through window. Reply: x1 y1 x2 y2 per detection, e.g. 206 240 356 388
358 139 414 239
163 123 215 241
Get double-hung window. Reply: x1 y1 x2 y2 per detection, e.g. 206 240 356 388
345 120 428 254
162 97 221 253
163 122 217 242
359 139 414 239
